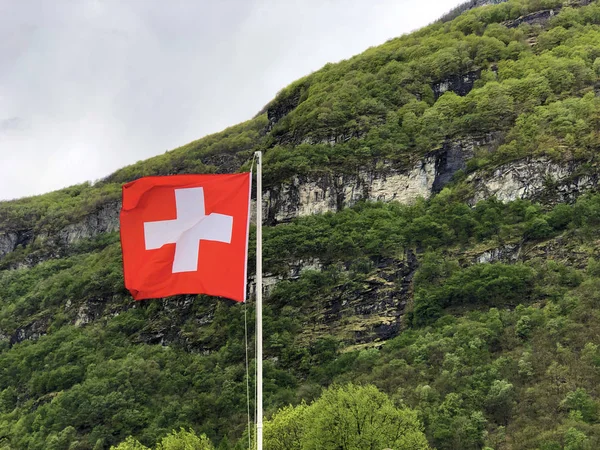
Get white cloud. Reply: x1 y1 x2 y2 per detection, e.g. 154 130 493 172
0 0 464 200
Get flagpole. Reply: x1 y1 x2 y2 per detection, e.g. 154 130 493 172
255 151 263 450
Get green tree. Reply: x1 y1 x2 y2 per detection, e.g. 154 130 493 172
564 428 591 450
485 380 516 425
110 436 150 450
264 403 309 450
302 384 429 450
156 429 214 450
0 386 17 413
45 426 78 450
562 389 599 424
525 218 553 240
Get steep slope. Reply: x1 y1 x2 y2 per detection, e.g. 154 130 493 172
1 0 600 448
440 0 511 23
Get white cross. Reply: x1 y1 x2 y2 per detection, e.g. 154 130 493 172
144 187 233 273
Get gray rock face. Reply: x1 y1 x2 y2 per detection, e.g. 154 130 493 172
248 258 323 297
266 84 306 132
433 70 481 100
439 0 508 23
10 316 50 345
263 136 492 223
0 232 17 258
0 201 120 266
467 158 598 205
29 201 120 248
315 252 419 345
474 244 521 264
504 8 559 28
56 201 120 245
1 149 598 267
265 157 437 223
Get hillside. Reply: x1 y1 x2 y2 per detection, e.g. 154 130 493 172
2 0 600 448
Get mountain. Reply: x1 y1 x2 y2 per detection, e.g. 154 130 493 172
2 0 600 448
439 0 511 23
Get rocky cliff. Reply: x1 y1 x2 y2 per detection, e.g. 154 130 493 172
2 145 599 271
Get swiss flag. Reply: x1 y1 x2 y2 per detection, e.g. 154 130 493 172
119 173 252 302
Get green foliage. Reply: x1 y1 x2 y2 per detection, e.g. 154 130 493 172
264 403 308 450
562 389 599 424
112 429 214 450
485 379 516 424
264 0 600 173
264 384 430 450
412 262 535 326
564 427 591 450
2 186 600 448
525 217 553 240
156 429 214 450
111 436 151 450
492 93 600 163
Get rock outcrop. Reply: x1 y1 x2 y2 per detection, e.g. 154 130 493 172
0 201 120 268
4 143 599 268
472 243 521 265
53 201 120 245
467 158 599 205
439 0 508 23
264 135 497 223
0 231 17 259
265 157 437 223
433 70 481 100
263 82 309 133
504 8 560 28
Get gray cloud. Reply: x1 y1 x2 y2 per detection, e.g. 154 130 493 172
0 117 26 132
0 0 463 200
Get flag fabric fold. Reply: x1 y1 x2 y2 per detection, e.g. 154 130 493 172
120 173 251 302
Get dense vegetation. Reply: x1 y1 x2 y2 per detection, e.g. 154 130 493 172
2 0 600 448
3 191 600 448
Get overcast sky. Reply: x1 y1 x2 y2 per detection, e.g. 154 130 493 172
0 0 464 201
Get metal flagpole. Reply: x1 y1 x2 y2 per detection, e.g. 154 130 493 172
255 151 263 450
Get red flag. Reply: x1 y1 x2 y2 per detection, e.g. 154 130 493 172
119 173 251 302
